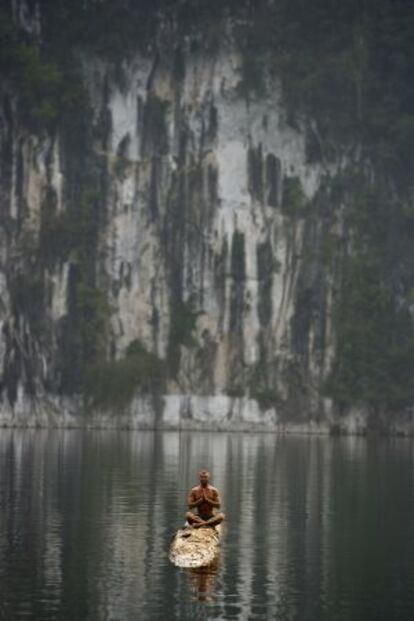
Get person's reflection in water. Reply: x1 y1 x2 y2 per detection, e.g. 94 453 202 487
187 557 220 602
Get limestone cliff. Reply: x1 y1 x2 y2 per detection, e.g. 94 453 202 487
0 0 413 432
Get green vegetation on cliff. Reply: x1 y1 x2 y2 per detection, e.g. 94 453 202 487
325 172 414 411
84 340 165 409
326 254 414 411
0 8 86 131
282 177 307 217
235 0 414 414
167 300 200 379
236 0 413 182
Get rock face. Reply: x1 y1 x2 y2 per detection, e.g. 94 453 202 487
0 1 413 433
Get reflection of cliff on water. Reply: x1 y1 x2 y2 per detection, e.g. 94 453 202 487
1 431 414 619
187 557 220 602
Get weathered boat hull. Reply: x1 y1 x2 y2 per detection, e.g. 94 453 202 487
169 525 222 568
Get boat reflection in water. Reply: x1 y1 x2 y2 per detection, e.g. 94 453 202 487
186 557 220 602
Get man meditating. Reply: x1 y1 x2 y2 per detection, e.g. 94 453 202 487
186 470 225 528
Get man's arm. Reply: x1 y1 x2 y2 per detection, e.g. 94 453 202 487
203 488 221 508
187 489 203 509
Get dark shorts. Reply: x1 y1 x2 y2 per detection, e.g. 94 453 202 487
187 512 213 522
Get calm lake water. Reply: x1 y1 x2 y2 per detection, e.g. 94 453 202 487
0 430 414 620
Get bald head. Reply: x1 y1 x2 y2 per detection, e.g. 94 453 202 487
198 470 210 487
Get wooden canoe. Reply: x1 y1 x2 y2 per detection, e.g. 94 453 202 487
169 524 222 569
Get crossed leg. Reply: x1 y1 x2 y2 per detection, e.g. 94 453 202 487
186 511 225 528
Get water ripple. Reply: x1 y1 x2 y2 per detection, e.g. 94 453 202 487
0 431 414 620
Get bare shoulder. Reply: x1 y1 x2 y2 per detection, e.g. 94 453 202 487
209 485 220 494
190 486 199 492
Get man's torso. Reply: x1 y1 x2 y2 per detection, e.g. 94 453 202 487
191 485 219 518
